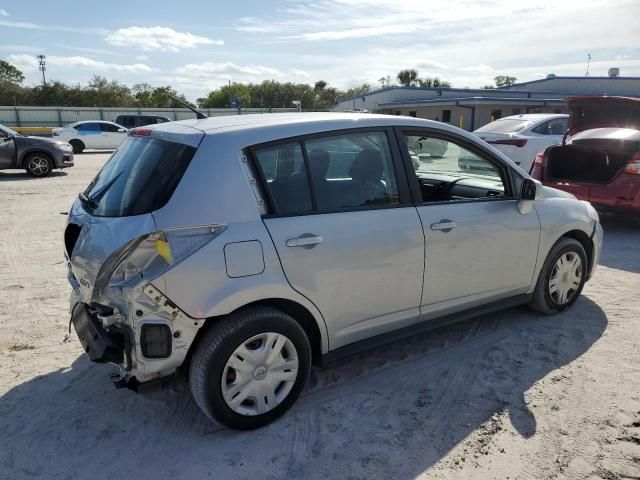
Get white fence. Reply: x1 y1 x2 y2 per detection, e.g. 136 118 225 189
0 106 298 127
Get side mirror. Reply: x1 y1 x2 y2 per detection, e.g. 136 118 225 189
117 128 126 133
518 178 542 214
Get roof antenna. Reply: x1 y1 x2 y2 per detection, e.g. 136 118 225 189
585 53 591 76
168 94 207 119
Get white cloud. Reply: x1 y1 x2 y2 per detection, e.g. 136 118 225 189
291 68 311 78
6 54 153 74
49 56 153 73
459 64 494 73
105 26 223 52
6 54 38 72
283 23 431 41
417 60 448 70
136 55 149 61
0 19 107 34
55 44 125 57
0 9 8 16
175 62 282 79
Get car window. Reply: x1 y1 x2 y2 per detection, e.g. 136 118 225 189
82 137 196 217
252 131 399 215
304 131 399 211
532 118 568 135
253 142 312 215
404 133 507 202
475 119 530 134
156 117 169 123
76 123 101 133
100 123 120 132
117 117 135 128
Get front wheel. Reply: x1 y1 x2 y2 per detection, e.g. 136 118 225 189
25 153 53 177
529 237 588 314
189 307 311 430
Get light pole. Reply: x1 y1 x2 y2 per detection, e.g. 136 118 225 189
37 54 46 85
292 100 301 112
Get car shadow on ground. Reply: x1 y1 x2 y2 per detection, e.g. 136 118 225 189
0 297 607 480
598 213 640 273
0 171 68 181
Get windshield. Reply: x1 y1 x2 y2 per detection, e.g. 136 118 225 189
475 119 531 134
82 136 196 217
0 125 21 137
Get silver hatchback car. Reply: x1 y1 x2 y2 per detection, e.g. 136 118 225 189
65 113 602 429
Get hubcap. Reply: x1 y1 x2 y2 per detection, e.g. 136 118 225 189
548 251 583 305
29 156 49 176
221 332 299 416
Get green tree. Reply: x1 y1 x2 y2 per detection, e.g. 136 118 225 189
0 60 25 85
397 69 419 86
493 75 517 88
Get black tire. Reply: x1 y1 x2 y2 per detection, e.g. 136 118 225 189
189 306 312 430
24 152 53 177
528 237 588 315
69 140 84 154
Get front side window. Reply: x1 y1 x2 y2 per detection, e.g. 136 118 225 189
252 130 399 215
100 123 120 132
405 133 507 202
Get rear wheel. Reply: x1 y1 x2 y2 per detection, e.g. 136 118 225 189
189 307 311 430
529 237 587 314
69 140 84 154
25 153 53 177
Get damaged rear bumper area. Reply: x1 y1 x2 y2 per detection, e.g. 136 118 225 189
71 303 130 364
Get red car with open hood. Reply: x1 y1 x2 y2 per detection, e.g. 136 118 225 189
530 96 640 215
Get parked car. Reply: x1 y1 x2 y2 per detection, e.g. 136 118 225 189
530 96 640 215
113 114 171 129
52 121 128 153
474 113 569 171
0 123 73 177
65 113 602 430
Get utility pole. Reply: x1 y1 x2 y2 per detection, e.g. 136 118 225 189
37 54 46 85
585 53 591 76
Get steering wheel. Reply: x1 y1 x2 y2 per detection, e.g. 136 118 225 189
442 177 467 200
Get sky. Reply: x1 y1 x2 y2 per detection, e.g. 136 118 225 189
1 0 639 100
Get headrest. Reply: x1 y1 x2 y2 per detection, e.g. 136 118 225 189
349 149 383 182
308 149 330 178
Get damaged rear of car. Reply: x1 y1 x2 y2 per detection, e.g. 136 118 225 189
530 96 640 214
65 124 213 387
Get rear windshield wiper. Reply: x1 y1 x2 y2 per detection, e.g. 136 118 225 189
78 172 124 211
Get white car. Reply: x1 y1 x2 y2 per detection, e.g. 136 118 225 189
474 114 568 172
52 121 128 154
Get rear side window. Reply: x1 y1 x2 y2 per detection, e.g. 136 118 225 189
253 143 312 215
77 123 100 133
532 118 568 135
82 137 196 217
252 131 399 215
475 119 530 134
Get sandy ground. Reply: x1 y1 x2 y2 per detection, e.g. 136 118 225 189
1 152 639 480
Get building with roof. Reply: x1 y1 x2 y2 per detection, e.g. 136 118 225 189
331 74 640 131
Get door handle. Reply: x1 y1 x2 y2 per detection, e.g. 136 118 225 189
430 220 457 232
286 235 323 248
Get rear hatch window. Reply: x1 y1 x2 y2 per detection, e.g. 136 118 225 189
81 136 196 217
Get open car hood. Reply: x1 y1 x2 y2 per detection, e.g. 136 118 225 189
567 96 640 135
